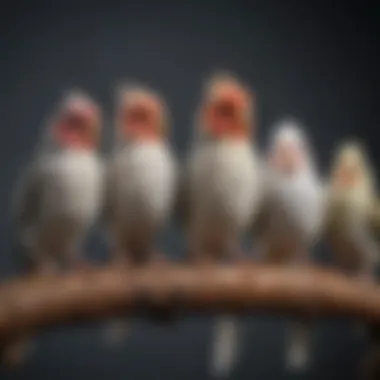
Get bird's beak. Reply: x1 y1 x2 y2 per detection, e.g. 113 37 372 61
55 109 100 150
270 143 305 174
204 91 249 139
336 165 360 187
121 103 161 141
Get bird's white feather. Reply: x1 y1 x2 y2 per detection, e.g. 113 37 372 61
189 140 263 231
108 141 177 229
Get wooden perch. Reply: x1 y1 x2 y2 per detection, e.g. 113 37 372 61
0 262 379 344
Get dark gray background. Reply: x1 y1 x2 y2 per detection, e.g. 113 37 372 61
0 1 379 379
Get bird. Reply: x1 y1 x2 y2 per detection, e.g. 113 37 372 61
13 90 104 272
253 119 326 371
323 141 380 341
182 71 264 377
324 141 380 281
103 84 178 345
8 90 104 366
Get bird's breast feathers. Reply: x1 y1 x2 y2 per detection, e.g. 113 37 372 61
111 142 177 220
189 141 263 227
40 150 104 221
269 172 325 241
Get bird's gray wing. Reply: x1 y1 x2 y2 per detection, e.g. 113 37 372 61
250 195 272 239
101 158 118 230
12 160 44 238
368 198 380 246
173 162 191 228
11 159 46 272
249 165 274 237
318 184 337 241
361 198 380 268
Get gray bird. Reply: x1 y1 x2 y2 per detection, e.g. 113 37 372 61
8 90 104 366
103 84 177 344
182 72 264 377
253 120 326 371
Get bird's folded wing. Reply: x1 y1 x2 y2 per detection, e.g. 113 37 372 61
318 184 341 237
249 195 272 238
249 163 275 235
249 166 275 253
12 162 43 235
368 198 380 246
173 168 191 227
101 161 118 230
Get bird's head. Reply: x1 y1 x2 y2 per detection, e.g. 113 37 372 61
199 72 254 141
268 120 311 176
332 142 369 189
117 86 168 143
51 91 101 151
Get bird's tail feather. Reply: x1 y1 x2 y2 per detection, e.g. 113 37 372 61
285 321 311 371
103 318 130 347
209 315 240 378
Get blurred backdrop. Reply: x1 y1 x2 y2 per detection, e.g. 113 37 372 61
0 1 379 379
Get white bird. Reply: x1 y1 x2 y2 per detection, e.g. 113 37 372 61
254 119 326 371
103 84 177 344
8 90 104 366
14 90 104 272
182 72 264 377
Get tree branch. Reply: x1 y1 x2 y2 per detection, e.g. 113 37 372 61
0 263 379 344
